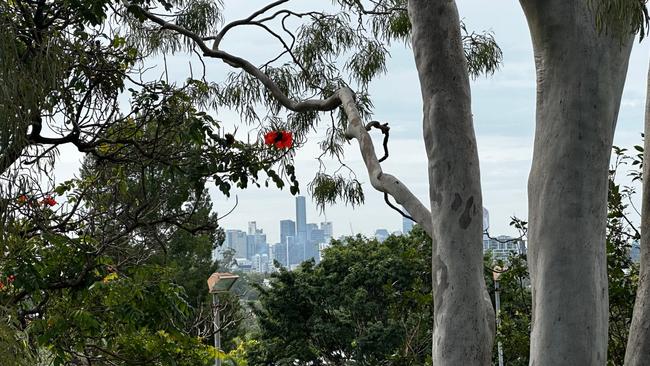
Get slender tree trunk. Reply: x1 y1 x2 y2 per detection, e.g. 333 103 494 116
519 1 633 364
408 1 494 364
624 60 650 366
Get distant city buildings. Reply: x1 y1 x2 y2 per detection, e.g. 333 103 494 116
321 221 333 242
215 203 527 272
375 229 390 243
402 217 414 235
482 208 526 261
216 196 334 273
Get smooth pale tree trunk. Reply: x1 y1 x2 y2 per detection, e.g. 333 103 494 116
624 61 650 366
409 1 494 364
519 1 633 364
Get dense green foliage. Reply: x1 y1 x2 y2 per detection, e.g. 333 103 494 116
248 228 433 366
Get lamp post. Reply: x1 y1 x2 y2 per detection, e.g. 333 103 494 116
493 266 505 366
207 272 240 366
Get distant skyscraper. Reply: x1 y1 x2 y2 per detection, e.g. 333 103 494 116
280 219 296 245
402 217 414 234
375 229 390 243
248 221 257 235
320 221 333 242
272 242 288 267
309 228 325 244
225 229 248 258
484 235 525 261
287 236 303 266
296 196 307 244
306 223 318 240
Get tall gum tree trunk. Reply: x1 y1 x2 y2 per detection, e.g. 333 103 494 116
519 1 633 364
409 1 494 364
624 61 650 366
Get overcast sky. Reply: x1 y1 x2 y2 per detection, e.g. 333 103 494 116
54 0 650 243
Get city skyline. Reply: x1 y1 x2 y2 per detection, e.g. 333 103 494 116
218 196 527 273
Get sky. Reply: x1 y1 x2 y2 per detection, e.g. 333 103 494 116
53 0 650 244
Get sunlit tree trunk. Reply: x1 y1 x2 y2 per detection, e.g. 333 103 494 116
519 0 633 364
625 60 650 366
409 1 494 364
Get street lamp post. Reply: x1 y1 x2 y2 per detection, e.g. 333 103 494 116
207 272 240 366
493 266 505 366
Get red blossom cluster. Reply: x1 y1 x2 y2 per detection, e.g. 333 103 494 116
16 194 57 206
41 195 57 206
264 130 293 149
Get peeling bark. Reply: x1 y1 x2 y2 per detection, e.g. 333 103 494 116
624 61 650 366
519 1 633 364
409 1 494 364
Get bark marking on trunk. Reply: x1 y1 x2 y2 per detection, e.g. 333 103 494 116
409 1 494 364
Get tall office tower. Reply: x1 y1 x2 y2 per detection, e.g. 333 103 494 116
248 221 257 235
375 229 390 243
402 216 414 235
287 236 303 266
295 196 307 245
225 229 248 258
280 219 296 245
245 233 266 259
271 242 287 267
320 221 333 242
306 223 318 240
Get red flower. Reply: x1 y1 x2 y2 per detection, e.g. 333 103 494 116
41 196 57 206
264 131 278 145
264 130 293 149
17 195 28 204
7 275 15 283
0 282 4 290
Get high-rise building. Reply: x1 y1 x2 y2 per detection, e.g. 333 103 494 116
402 217 414 235
280 219 296 245
296 196 307 245
484 235 525 261
287 236 303 266
225 229 248 258
271 242 288 267
375 228 390 243
245 233 267 259
310 228 325 244
245 221 267 259
252 254 270 273
320 221 333 242
248 221 258 235
306 223 318 240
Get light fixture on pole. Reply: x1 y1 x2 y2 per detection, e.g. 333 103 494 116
493 265 505 366
207 272 240 366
